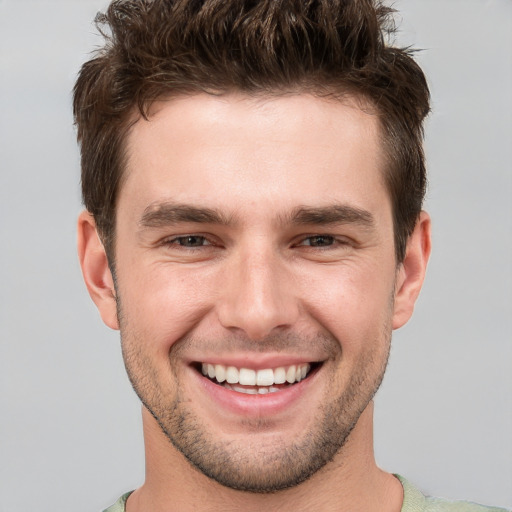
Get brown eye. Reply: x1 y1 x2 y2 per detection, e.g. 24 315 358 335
174 236 209 247
302 235 335 247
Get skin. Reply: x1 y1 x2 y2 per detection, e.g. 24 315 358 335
78 93 431 511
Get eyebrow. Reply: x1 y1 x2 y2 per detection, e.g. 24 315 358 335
139 202 234 228
286 204 375 229
139 201 375 230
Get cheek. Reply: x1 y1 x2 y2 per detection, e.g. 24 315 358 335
117 263 217 354
301 261 395 347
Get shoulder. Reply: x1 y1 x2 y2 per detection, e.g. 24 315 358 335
424 496 510 512
102 491 133 512
397 475 510 512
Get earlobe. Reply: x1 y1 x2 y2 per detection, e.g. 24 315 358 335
392 211 431 330
77 211 119 330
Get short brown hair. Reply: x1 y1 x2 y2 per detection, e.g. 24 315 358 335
73 0 430 262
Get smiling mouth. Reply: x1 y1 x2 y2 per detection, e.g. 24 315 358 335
196 362 320 395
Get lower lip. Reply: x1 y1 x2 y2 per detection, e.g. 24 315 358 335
193 367 319 417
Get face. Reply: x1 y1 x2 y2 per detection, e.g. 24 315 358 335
109 94 402 491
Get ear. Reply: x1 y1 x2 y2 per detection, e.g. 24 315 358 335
77 211 119 330
392 211 431 330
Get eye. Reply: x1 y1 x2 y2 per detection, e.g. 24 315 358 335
167 235 211 248
299 235 336 247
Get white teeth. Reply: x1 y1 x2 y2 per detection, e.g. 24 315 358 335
215 364 226 383
201 362 313 388
226 366 239 384
239 368 256 386
286 365 296 384
274 367 286 384
232 385 257 394
256 368 274 386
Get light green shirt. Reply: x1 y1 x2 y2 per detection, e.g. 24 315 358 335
103 476 510 512
395 476 510 512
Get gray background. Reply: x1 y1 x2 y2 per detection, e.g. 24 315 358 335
1 1 511 511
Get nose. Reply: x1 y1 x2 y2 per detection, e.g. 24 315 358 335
216 245 300 341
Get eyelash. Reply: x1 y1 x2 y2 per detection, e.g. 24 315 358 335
162 234 350 250
296 235 337 248
163 235 213 249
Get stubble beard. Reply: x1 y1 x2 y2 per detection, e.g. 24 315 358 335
116 299 392 493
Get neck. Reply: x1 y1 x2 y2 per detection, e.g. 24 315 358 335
126 402 403 512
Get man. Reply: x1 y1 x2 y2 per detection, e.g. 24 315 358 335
74 1 508 511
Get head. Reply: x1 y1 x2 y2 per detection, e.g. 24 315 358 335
75 0 431 495
74 0 429 267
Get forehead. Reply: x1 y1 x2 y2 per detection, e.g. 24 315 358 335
121 93 388 220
